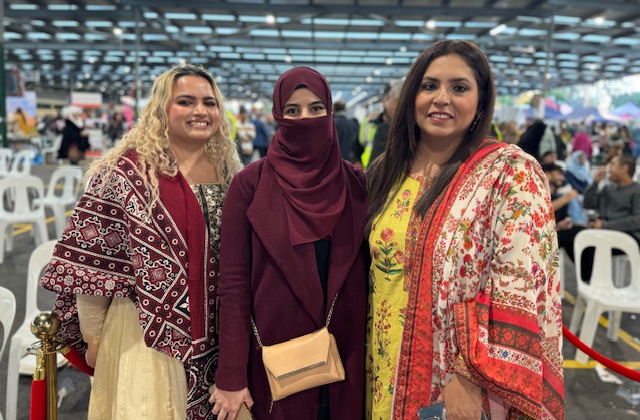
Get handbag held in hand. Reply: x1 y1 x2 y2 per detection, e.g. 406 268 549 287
251 294 345 402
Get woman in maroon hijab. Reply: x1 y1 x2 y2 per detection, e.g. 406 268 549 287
210 67 368 419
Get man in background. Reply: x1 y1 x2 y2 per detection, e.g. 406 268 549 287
333 100 359 161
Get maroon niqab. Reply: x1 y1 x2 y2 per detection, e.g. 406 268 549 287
265 67 347 245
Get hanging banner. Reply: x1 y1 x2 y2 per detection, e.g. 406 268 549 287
6 69 25 97
71 91 103 109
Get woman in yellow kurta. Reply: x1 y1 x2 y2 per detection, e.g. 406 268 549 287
365 40 563 420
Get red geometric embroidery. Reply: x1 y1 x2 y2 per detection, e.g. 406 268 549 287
105 232 122 247
81 225 99 240
149 267 166 281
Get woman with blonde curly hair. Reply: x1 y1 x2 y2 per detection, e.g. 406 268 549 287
40 63 242 419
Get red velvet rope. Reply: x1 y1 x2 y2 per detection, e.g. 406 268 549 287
562 325 640 382
62 346 95 376
30 378 46 420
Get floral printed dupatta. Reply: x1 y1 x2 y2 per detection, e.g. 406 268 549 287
393 141 564 420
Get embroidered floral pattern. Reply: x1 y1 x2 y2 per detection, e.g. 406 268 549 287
392 189 413 220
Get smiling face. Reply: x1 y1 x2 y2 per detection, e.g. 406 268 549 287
414 53 479 147
167 75 221 147
282 88 328 120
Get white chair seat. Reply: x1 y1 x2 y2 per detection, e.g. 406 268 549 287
569 229 640 364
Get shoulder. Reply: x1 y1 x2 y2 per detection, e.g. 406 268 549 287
342 160 367 192
228 159 265 193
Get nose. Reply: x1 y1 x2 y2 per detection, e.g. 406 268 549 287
434 87 450 104
299 108 310 119
193 101 206 114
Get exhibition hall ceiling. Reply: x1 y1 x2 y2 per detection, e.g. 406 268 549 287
4 0 640 106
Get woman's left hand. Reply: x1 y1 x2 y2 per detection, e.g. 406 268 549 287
437 373 483 420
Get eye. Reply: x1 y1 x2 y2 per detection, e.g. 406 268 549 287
422 82 437 91
177 99 193 106
284 107 298 115
311 105 326 113
205 100 218 108
453 85 470 93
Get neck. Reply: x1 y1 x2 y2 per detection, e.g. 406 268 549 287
617 177 634 187
411 136 462 177
170 144 217 184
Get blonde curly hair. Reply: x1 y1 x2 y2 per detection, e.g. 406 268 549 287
86 63 243 212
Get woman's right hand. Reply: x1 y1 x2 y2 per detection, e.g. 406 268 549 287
209 387 253 419
85 342 99 368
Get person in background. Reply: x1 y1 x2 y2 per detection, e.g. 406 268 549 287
518 118 556 162
211 67 368 420
632 122 640 160
571 127 594 160
365 40 563 420
236 106 256 165
581 155 640 281
352 107 384 169
58 105 90 165
543 162 585 263
106 112 127 146
251 112 270 158
333 99 360 160
565 150 593 194
369 78 404 165
40 63 243 419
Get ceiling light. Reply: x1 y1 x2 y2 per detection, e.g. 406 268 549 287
373 68 381 75
266 14 276 24
489 24 507 36
366 76 373 82
425 19 436 30
284 55 292 63
513 79 520 86
399 46 407 52
84 73 91 79
594 16 605 25
385 57 393 65
113 27 123 36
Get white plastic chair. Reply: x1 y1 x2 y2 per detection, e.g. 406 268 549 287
0 287 16 420
34 167 84 237
568 229 640 364
5 240 57 420
6 149 36 177
0 175 49 264
0 148 12 178
40 135 63 164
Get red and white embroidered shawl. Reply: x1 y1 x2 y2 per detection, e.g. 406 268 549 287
393 142 564 420
40 152 219 419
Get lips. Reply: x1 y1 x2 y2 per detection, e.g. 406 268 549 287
428 113 452 119
190 121 209 127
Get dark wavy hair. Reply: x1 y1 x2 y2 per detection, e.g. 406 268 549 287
366 40 496 232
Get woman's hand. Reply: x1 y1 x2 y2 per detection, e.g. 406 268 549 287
209 386 253 419
85 342 99 368
438 373 483 420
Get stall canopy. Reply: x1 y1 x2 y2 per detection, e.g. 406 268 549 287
563 106 623 123
611 102 640 120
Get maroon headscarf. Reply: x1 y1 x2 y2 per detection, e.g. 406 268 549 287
266 67 347 246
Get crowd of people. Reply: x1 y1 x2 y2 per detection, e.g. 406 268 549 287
37 38 640 420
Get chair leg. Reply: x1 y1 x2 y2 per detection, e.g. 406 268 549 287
6 338 23 420
575 302 602 365
34 219 49 246
5 223 14 253
569 295 586 334
0 222 6 264
53 205 67 237
607 311 622 341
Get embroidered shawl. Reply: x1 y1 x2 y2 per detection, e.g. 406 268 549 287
40 152 218 419
393 142 564 420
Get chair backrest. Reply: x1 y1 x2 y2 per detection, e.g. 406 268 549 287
0 148 13 176
8 149 36 176
0 286 17 359
574 229 640 290
24 240 58 321
45 167 84 204
0 175 45 216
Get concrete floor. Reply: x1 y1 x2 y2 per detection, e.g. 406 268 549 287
2 163 640 419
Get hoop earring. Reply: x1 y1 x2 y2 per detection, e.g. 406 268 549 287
469 112 482 132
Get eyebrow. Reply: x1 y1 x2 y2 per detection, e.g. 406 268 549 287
422 76 472 84
283 100 325 108
175 94 216 101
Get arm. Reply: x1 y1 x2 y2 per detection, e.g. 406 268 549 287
582 181 600 210
76 294 112 367
551 189 578 212
453 155 563 419
213 170 256 417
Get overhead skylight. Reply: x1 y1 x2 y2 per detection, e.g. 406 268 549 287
164 13 198 20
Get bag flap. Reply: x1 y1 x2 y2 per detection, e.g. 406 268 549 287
262 327 331 380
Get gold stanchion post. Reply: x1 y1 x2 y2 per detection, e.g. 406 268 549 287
31 311 61 420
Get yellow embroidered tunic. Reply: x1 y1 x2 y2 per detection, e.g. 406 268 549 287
366 174 426 420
